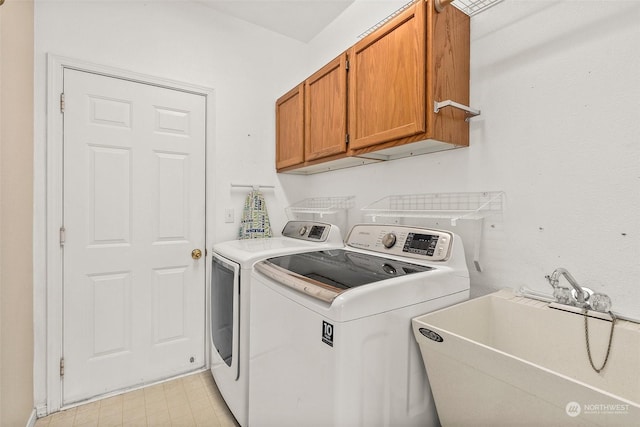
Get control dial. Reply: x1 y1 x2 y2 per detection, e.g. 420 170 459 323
298 226 308 236
381 232 397 249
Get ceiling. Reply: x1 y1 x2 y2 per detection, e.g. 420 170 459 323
200 0 356 43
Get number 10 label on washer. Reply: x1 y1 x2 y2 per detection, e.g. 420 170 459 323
322 321 334 347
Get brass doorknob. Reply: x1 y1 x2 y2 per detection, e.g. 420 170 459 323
191 249 202 260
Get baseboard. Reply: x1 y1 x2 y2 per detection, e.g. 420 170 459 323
26 409 38 427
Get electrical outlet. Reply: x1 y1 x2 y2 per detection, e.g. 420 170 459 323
224 208 234 223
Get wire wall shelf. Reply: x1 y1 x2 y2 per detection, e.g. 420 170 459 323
363 192 504 272
358 0 505 39
286 196 356 237
362 192 504 225
452 0 505 16
286 196 355 217
357 0 415 39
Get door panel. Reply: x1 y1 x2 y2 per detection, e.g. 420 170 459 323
155 152 189 241
90 272 132 357
88 146 131 245
62 68 206 404
153 266 188 343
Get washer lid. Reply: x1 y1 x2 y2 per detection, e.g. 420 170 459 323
256 249 433 302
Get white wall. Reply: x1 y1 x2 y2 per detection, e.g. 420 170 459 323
292 0 640 319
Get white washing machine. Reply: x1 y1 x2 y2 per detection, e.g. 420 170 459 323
210 221 344 426
248 224 470 427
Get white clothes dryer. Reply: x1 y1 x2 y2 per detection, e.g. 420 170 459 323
249 224 470 427
210 221 343 426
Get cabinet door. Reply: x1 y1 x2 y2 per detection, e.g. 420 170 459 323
348 0 426 150
276 84 305 170
305 54 348 161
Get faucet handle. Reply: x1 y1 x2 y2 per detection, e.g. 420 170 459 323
590 293 612 312
552 286 572 305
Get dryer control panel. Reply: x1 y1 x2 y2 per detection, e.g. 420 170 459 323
282 221 335 242
346 224 453 262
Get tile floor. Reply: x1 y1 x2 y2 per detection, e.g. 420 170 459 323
35 370 239 427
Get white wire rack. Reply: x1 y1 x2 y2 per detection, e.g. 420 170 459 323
363 192 504 272
358 0 505 38
357 0 415 39
286 196 355 217
452 0 505 16
286 196 356 237
362 192 504 225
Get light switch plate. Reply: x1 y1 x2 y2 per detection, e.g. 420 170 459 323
224 208 234 223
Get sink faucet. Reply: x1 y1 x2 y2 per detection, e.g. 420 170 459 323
545 267 589 305
544 268 613 312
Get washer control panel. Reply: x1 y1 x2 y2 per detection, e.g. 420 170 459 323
346 224 453 261
282 221 333 242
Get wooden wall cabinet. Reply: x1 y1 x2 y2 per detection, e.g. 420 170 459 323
276 54 350 172
348 1 427 151
278 53 380 173
350 0 470 159
304 54 348 162
276 0 471 174
275 84 305 170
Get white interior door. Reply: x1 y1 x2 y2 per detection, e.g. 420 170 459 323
62 68 206 404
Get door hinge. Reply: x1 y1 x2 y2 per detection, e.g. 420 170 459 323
345 58 350 71
59 358 65 377
345 133 350 146
60 93 65 113
59 226 66 247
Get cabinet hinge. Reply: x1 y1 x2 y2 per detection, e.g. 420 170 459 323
345 134 350 145
345 59 349 71
59 358 65 377
60 93 65 113
59 226 66 247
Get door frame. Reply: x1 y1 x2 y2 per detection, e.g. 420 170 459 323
41 54 216 414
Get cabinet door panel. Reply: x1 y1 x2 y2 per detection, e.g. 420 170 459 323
305 54 348 161
276 84 305 169
349 0 426 150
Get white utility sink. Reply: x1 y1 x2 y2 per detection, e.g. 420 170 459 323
412 289 640 426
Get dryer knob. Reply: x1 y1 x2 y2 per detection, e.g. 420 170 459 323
381 233 397 249
298 226 308 236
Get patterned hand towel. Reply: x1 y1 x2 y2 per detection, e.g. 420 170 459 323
238 190 273 239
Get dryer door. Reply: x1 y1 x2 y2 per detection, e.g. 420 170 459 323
211 252 240 379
